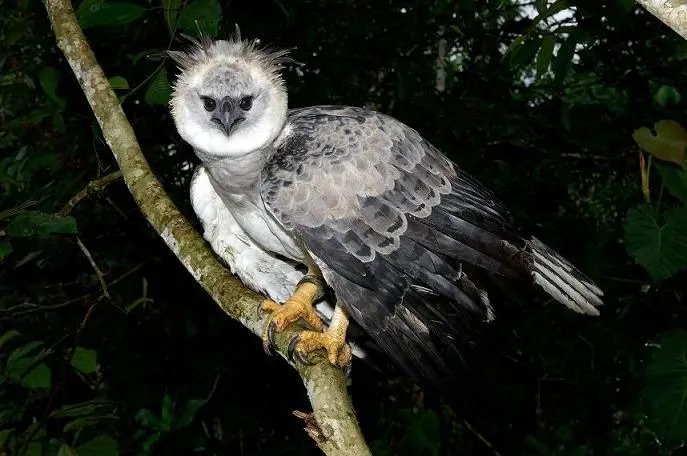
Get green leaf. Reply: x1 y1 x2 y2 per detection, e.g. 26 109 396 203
0 429 12 449
76 435 118 456
655 85 681 107
50 400 116 419
109 76 129 90
163 0 182 36
174 399 205 429
22 363 52 389
624 205 687 281
57 443 79 456
0 330 21 351
26 441 43 456
0 240 12 260
77 2 146 30
655 162 687 204
177 0 222 37
6 211 78 237
160 395 174 431
7 340 43 366
39 67 66 108
509 37 542 70
553 29 585 86
63 414 119 432
644 329 687 441
135 408 163 429
70 347 98 374
144 68 171 106
633 120 687 165
77 0 105 14
536 35 555 77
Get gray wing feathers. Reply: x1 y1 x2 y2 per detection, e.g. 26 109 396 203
264 107 453 263
261 106 603 387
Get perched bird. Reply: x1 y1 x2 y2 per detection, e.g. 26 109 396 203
169 33 603 389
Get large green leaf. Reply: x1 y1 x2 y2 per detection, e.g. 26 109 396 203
144 68 171 107
633 120 687 165
70 347 98 374
624 205 687 281
77 2 146 30
536 35 555 78
509 37 542 70
76 435 119 456
6 211 78 237
655 162 687 204
644 330 687 441
109 76 129 90
176 0 222 37
654 85 681 107
553 29 586 86
22 363 52 389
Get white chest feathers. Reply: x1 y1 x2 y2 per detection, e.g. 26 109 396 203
189 166 303 300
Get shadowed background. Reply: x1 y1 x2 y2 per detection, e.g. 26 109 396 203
1 0 686 454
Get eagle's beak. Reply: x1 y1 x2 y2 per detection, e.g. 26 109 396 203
212 97 246 135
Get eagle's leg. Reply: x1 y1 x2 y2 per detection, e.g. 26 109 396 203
259 275 326 353
288 304 352 370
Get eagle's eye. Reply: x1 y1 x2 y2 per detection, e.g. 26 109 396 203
201 96 216 111
239 96 253 111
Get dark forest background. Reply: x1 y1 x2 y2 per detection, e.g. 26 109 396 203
1 0 687 454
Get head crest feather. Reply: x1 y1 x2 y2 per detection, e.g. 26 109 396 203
167 26 295 88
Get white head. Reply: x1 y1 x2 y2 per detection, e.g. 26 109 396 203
169 34 291 161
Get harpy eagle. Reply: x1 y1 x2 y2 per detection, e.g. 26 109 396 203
168 34 603 389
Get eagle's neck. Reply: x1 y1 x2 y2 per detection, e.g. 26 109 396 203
204 148 270 197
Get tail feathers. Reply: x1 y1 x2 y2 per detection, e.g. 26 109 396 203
529 237 604 315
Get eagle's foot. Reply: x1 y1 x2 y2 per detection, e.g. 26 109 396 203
288 330 352 371
259 275 326 354
287 304 352 373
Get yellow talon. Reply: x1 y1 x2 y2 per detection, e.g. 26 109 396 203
288 305 352 370
260 276 326 352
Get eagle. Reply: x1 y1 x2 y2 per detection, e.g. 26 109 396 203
168 34 603 389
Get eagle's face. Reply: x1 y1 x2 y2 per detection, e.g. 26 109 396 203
170 43 288 160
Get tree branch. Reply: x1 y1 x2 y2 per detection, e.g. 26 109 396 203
638 0 687 40
43 1 370 454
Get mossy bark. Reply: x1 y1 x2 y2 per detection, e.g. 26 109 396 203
637 0 687 40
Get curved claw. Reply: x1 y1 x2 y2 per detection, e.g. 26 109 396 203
261 321 279 356
343 361 352 379
288 335 316 366
261 320 279 356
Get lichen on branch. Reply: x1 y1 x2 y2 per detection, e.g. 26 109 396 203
43 0 370 454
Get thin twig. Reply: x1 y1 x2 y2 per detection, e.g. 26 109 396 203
463 420 503 456
58 170 123 216
0 262 144 321
75 236 111 300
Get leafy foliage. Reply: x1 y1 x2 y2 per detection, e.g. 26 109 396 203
1 0 686 454
643 330 687 441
